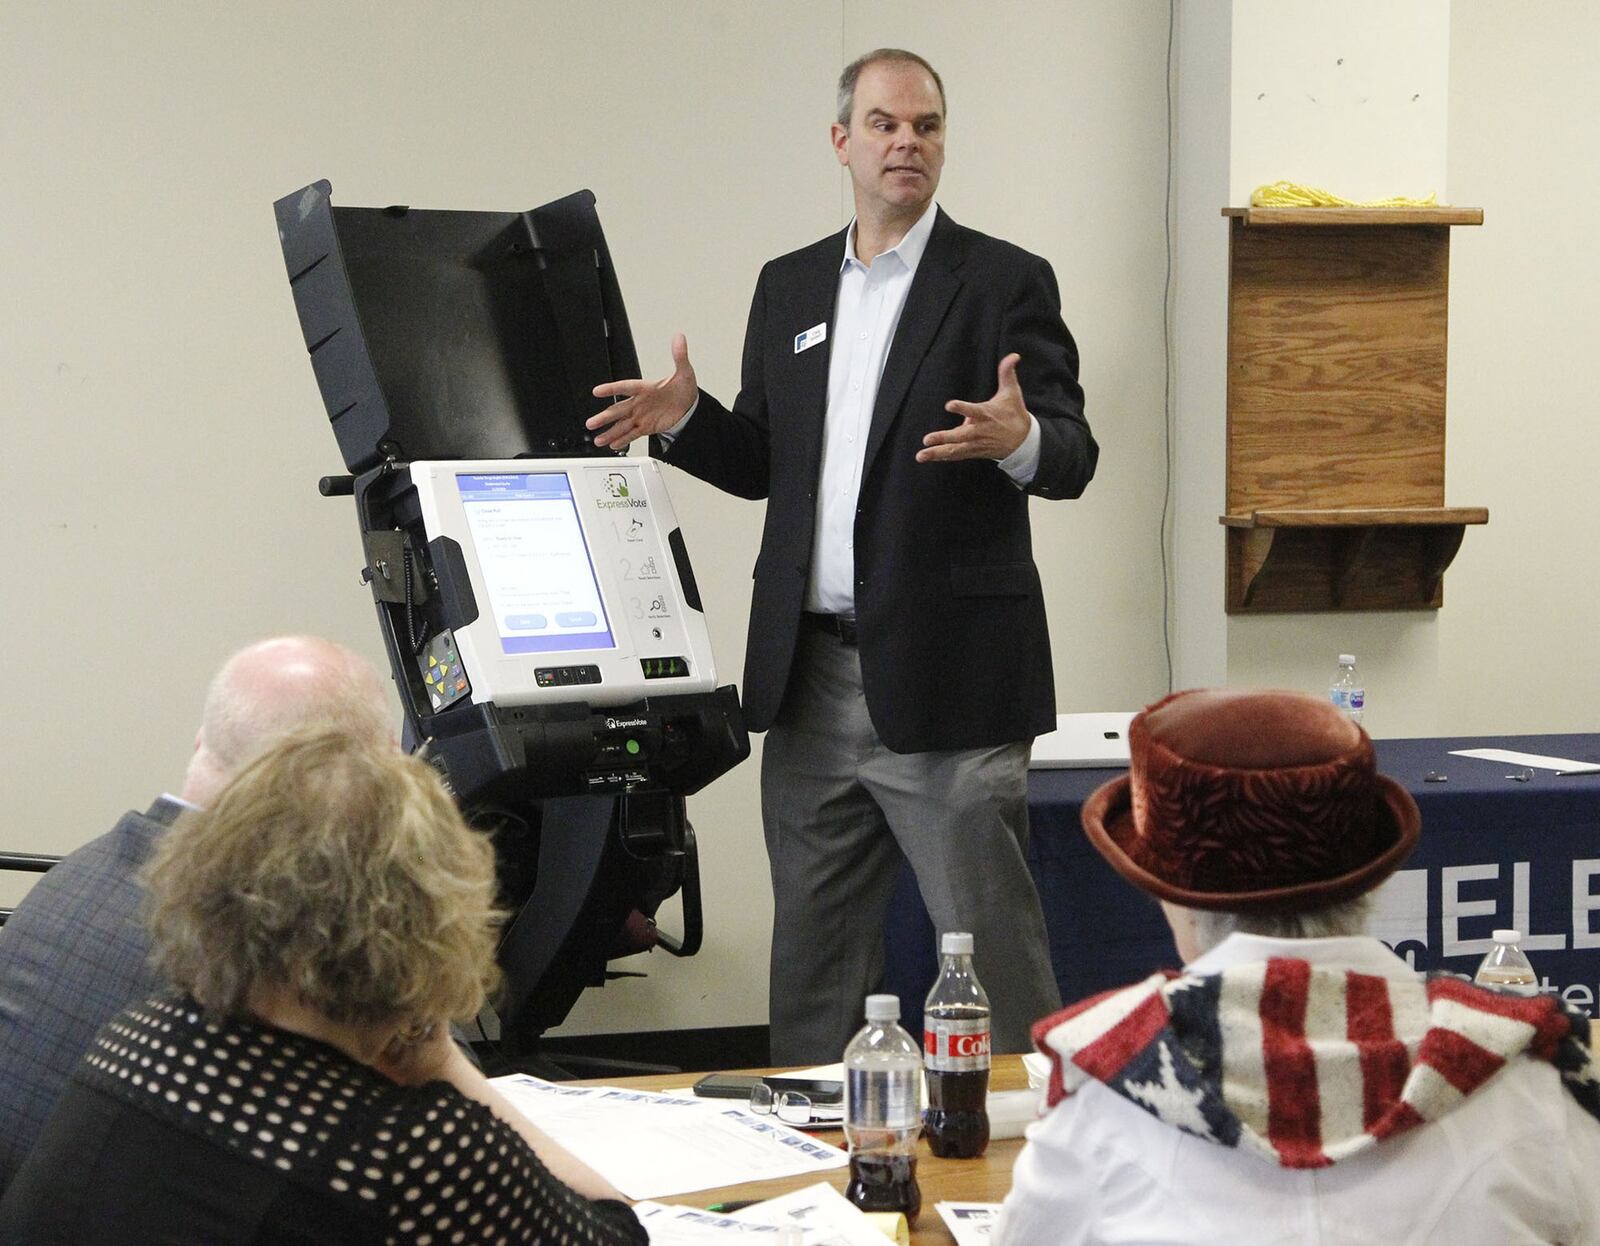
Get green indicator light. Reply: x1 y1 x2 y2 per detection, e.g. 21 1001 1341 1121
626 739 641 755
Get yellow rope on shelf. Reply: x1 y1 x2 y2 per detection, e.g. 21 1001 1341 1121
1250 181 1439 209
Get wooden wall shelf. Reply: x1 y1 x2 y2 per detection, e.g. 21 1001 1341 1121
1223 206 1485 228
1220 507 1489 610
1221 207 1487 613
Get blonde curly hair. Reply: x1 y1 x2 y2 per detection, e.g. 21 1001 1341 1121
144 727 502 1026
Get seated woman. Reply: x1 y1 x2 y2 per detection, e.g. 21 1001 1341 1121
0 728 647 1245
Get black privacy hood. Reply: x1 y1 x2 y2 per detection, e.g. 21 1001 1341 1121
274 180 640 472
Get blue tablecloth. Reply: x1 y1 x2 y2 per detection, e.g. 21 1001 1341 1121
884 733 1600 1042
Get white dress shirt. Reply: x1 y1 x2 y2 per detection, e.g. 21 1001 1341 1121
994 933 1600 1246
663 202 1041 617
806 202 1040 615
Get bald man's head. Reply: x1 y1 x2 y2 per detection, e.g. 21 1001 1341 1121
181 636 393 806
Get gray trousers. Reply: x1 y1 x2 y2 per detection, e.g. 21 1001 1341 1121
761 629 1062 1065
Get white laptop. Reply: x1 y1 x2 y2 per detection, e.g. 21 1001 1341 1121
1030 711 1136 769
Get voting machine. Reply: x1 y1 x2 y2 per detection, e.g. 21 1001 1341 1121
273 180 748 1051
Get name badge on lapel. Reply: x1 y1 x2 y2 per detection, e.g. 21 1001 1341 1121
794 323 827 354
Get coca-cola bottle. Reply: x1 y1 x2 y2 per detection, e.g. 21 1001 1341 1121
922 931 990 1158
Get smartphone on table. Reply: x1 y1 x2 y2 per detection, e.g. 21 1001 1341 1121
692 1073 844 1106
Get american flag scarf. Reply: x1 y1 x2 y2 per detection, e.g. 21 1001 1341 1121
1033 958 1600 1168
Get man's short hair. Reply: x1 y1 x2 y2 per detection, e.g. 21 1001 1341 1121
144 727 502 1027
836 48 946 126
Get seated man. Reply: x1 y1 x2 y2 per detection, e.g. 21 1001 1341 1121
0 635 393 1191
996 688 1600 1246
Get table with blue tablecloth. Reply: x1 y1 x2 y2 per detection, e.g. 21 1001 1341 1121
884 733 1600 1042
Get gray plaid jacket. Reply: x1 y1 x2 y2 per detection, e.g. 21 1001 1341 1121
0 797 181 1192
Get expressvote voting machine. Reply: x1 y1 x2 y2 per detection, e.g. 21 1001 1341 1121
272 180 748 1051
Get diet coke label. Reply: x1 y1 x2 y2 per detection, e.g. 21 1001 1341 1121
924 1016 991 1072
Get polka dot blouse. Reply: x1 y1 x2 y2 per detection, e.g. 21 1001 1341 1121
2 995 647 1245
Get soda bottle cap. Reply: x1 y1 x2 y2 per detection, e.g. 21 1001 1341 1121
940 932 974 956
1492 929 1522 944
864 993 900 1021
1338 654 1356 665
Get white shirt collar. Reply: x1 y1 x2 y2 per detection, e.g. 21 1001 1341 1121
840 200 939 274
1186 931 1414 978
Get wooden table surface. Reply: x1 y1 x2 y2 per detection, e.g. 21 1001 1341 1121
580 1056 1031 1243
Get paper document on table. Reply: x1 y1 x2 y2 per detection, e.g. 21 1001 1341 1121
937 1202 1001 1244
491 1074 847 1199
632 1201 788 1243
730 1183 899 1245
635 1183 887 1244
1449 748 1600 774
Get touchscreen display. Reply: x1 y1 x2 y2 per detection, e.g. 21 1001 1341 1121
456 473 615 654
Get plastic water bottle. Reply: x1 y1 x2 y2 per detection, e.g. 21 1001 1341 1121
1473 929 1540 995
923 932 990 1158
1329 654 1365 726
844 994 922 1222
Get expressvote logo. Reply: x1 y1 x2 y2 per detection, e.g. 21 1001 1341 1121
596 472 647 510
1371 858 1600 1014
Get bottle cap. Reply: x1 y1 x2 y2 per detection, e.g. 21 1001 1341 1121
1338 653 1356 665
940 931 975 956
1492 929 1522 944
864 993 900 1021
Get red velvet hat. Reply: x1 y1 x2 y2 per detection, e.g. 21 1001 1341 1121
1081 688 1420 913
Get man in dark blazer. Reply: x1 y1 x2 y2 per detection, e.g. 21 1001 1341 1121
0 636 392 1191
591 49 1097 1062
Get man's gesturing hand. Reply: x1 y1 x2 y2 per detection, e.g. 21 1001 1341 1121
917 352 1032 463
588 333 699 450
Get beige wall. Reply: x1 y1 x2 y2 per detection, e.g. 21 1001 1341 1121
1171 0 1233 691
1438 0 1600 731
4 2 1594 1036
1228 0 1450 205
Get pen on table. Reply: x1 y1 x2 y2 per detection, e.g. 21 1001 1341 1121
706 1200 761 1213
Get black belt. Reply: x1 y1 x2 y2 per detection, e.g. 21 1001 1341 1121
802 612 858 645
